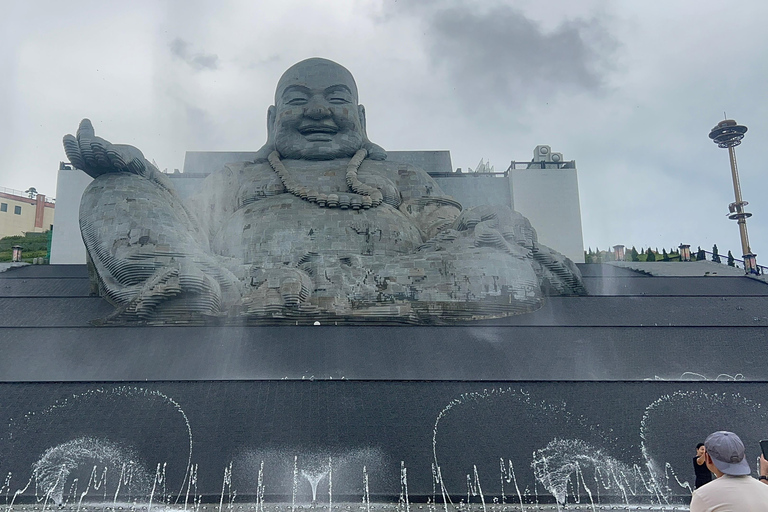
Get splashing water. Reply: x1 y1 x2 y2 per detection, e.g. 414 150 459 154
499 458 525 508
218 462 235 512
532 439 661 509
11 386 194 505
641 390 767 496
7 385 765 511
398 461 410 512
362 465 370 512
32 437 150 506
465 465 485 512
255 461 265 512
232 447 385 502
300 468 328 502
431 386 613 507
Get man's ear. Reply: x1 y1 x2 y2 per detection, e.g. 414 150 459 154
704 452 716 472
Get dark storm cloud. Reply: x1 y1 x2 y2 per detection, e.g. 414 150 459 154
382 2 617 112
169 37 219 71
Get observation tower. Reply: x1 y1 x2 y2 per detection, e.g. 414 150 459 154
708 119 758 273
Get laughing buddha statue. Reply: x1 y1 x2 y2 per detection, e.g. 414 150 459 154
64 58 585 323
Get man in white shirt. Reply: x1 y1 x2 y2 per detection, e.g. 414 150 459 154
690 431 768 512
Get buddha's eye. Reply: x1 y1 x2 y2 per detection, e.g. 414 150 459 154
286 97 308 106
326 88 353 104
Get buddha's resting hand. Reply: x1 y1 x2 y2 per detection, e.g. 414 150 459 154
451 204 537 252
448 204 585 296
63 119 163 182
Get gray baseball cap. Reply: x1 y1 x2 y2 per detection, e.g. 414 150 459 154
704 431 751 476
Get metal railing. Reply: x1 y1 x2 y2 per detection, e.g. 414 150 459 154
0 186 30 198
506 160 577 172
0 186 54 203
698 250 767 275
430 160 577 177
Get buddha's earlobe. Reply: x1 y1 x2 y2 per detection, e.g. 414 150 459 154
252 106 278 161
358 105 367 134
267 105 276 142
359 104 387 161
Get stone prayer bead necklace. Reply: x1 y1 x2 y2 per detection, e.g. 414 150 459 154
268 149 384 209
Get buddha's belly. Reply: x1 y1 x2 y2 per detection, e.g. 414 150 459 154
212 194 424 265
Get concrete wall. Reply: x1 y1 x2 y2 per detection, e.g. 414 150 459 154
512 167 585 263
167 172 209 200
49 168 92 264
433 173 513 209
386 150 453 174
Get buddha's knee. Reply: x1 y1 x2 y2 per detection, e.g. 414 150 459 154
80 174 201 263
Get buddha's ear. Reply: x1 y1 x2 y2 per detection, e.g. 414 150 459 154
358 105 368 134
358 104 387 161
267 105 276 142
253 106 277 162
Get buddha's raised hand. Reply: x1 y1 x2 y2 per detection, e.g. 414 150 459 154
63 119 156 179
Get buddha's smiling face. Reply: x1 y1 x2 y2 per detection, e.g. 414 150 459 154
271 59 365 160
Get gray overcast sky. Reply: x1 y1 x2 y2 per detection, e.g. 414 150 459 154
1 0 766 257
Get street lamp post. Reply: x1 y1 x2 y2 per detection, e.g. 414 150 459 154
708 119 758 274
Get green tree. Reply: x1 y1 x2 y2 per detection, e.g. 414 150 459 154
631 246 639 261
662 249 669 261
647 248 656 262
727 250 735 267
696 246 705 261
712 244 721 263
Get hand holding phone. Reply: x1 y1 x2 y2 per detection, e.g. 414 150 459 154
760 440 768 461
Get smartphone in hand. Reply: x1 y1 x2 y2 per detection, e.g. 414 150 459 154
760 439 768 460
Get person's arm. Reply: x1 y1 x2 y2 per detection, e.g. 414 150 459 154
696 453 706 466
760 455 768 485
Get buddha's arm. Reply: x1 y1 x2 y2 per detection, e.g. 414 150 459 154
65 120 244 319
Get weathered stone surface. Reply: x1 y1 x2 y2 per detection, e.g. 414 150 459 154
65 58 585 324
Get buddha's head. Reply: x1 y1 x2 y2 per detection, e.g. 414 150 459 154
267 58 377 161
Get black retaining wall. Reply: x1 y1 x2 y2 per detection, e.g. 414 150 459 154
1 380 766 503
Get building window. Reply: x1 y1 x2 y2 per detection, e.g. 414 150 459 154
14 205 21 215
0 203 6 212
